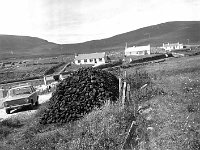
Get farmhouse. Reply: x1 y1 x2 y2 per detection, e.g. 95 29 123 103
74 52 106 65
125 44 151 56
162 42 184 51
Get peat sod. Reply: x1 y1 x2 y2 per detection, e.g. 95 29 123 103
40 67 119 124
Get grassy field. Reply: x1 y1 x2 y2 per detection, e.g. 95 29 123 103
0 55 73 84
124 55 200 149
0 55 200 149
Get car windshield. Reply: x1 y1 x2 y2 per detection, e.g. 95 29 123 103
9 86 32 97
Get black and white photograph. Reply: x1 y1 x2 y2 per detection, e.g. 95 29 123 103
0 0 200 149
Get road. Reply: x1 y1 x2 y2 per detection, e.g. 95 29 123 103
0 93 52 121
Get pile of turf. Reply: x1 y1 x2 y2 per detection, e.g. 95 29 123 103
40 67 119 124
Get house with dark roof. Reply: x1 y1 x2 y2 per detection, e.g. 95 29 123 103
162 42 184 51
74 52 107 65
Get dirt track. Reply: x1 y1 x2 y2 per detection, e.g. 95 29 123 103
0 93 52 121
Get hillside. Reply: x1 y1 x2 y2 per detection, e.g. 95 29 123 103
62 21 200 53
0 35 65 59
0 21 200 59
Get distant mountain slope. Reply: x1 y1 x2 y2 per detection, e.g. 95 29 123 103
0 21 200 59
0 35 51 51
62 21 200 53
0 35 65 59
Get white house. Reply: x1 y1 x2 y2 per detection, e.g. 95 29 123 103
125 44 151 56
162 42 183 51
74 52 106 65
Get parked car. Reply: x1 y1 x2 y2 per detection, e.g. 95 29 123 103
3 84 39 114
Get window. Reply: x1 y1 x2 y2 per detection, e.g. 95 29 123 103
99 58 102 61
137 51 143 54
90 59 93 62
9 87 32 97
78 60 81 63
84 59 87 62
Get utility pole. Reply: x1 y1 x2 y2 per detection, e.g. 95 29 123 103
144 33 151 46
125 42 127 49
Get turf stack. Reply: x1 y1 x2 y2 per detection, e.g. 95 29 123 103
40 67 119 124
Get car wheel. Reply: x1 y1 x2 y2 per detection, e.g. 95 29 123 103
29 100 34 109
35 100 39 106
6 109 10 114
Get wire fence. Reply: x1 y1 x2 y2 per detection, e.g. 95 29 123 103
119 70 153 150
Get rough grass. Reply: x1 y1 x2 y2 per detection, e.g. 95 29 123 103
0 118 23 143
124 55 200 150
0 102 132 150
0 70 160 150
1 55 200 149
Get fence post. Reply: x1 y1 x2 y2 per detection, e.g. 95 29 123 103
122 81 126 107
127 84 131 104
119 77 122 99
121 120 137 150
124 71 127 79
122 71 127 107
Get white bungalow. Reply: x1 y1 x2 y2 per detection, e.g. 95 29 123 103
162 42 183 51
125 44 151 56
74 52 106 65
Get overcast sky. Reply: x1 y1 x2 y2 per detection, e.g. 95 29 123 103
0 0 199 44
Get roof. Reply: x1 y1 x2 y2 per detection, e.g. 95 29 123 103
125 45 150 53
11 83 31 89
74 52 106 61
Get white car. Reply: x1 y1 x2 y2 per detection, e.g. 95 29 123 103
3 84 39 114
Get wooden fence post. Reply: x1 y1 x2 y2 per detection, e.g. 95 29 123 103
122 71 127 107
122 81 126 107
119 77 122 99
124 71 127 79
133 94 136 117
121 120 137 150
127 84 131 104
